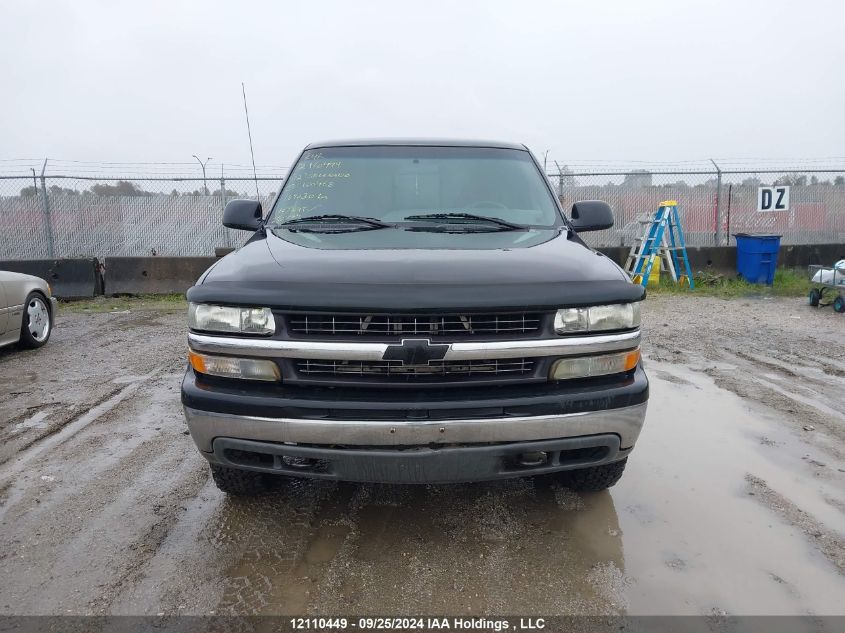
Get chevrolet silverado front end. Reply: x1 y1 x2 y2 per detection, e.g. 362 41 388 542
181 139 648 494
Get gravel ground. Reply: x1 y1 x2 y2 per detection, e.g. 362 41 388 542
0 295 843 616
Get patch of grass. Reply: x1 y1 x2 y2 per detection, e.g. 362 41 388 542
59 294 187 313
770 268 816 296
646 267 813 298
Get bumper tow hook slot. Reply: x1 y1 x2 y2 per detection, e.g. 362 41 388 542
518 451 548 467
282 455 316 469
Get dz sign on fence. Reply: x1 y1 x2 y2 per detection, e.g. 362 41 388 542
757 185 790 212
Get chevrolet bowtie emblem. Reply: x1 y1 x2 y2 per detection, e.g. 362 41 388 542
382 339 450 365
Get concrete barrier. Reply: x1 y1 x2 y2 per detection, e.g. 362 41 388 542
104 257 217 295
685 246 736 274
0 258 102 298
598 246 735 275
778 243 845 268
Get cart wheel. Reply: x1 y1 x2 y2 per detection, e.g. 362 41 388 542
834 296 845 314
808 289 821 307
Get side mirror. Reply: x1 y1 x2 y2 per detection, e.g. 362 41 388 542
569 200 614 232
223 199 263 231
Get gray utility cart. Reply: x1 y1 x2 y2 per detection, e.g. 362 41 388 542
808 264 845 313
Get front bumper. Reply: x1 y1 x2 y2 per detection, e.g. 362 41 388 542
182 363 648 483
206 434 632 484
184 401 647 452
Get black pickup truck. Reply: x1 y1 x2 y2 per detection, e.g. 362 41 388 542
182 139 648 495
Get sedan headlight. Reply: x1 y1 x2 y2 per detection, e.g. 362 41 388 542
554 303 640 334
188 303 275 335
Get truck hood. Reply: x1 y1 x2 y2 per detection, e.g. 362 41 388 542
187 230 643 311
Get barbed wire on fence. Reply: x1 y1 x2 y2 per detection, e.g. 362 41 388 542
0 159 843 260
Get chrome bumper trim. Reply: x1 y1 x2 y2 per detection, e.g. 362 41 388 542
183 402 648 453
187 330 640 361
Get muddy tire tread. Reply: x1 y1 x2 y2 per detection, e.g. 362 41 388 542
562 458 628 492
210 463 267 495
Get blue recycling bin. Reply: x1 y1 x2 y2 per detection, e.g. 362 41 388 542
734 234 781 285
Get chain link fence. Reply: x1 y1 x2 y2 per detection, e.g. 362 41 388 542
552 168 845 249
0 172 282 259
1 161 843 259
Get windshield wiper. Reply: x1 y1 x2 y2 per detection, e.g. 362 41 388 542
404 224 512 234
272 214 394 232
403 212 527 231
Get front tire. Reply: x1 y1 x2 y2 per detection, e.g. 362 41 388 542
19 292 52 349
210 463 268 496
561 458 628 492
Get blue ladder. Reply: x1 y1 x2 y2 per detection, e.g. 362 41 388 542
625 200 695 289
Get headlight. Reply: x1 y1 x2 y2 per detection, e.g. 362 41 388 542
188 350 280 382
550 348 640 380
188 303 275 335
554 303 640 334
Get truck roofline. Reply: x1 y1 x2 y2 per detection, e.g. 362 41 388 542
304 138 527 151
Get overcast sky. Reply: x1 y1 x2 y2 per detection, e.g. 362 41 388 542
2 0 843 169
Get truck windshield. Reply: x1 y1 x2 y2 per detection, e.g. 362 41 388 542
268 146 561 229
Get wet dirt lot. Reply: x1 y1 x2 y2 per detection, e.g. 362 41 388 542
0 295 843 616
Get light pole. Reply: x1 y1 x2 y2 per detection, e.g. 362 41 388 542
192 155 213 195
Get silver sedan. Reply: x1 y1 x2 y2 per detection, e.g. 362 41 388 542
0 271 58 349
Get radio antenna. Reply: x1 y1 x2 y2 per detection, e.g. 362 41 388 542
241 82 261 201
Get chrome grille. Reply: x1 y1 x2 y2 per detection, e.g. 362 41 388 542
296 358 535 378
288 313 542 336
